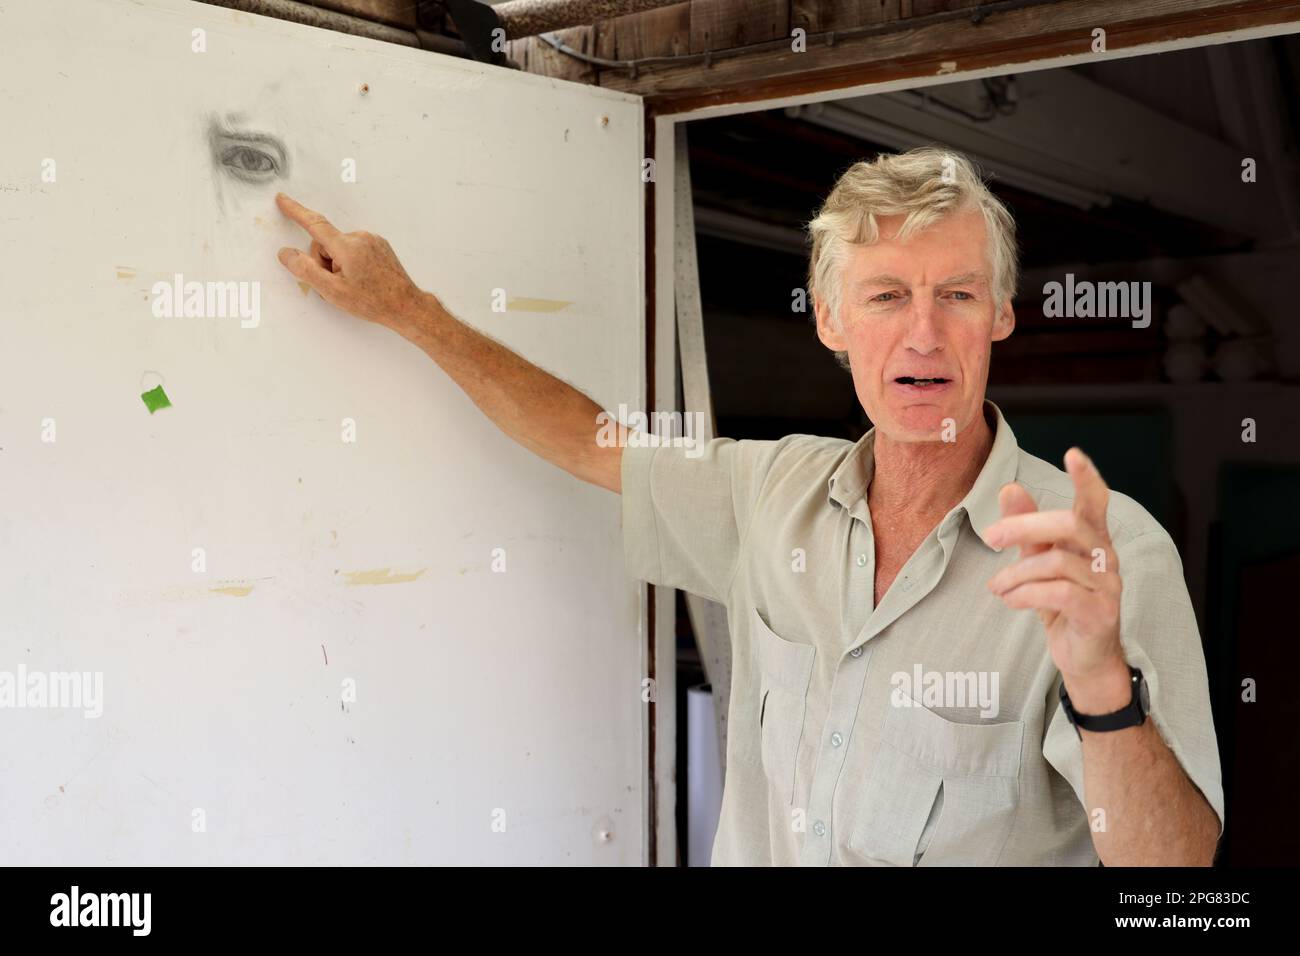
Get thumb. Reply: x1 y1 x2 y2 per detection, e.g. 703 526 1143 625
277 246 340 297
997 482 1054 627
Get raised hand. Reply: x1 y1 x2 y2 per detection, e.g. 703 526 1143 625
984 449 1126 690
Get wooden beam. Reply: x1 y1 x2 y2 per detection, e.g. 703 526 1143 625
589 0 1300 116
689 0 788 52
595 1 692 59
794 1 902 33
673 124 734 783
506 25 598 81
674 126 716 442
906 0 983 15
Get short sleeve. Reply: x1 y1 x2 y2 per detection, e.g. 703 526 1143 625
620 435 781 603
1043 527 1225 834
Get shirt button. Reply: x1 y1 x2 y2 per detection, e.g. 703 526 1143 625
856 553 867 567
830 732 843 748
813 820 826 837
850 646 863 658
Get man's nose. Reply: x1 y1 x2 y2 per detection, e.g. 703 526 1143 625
902 297 945 354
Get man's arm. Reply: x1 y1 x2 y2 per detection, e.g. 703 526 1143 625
985 450 1221 866
274 193 627 493
1069 664 1221 866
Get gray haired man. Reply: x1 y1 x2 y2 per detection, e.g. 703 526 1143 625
274 146 1223 866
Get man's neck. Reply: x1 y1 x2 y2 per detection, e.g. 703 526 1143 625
868 405 995 524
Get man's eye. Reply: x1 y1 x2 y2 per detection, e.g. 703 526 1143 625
221 145 278 176
946 291 973 300
874 292 900 303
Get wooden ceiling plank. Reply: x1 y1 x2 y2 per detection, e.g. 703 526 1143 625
689 0 789 54
595 2 693 60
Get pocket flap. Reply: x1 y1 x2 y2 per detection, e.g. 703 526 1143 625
751 606 815 696
881 701 1023 778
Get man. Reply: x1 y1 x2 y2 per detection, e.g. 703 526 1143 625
275 146 1223 866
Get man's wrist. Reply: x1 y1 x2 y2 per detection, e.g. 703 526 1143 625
393 289 439 341
1063 656 1134 717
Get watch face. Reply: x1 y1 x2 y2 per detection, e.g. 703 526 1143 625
1138 679 1151 716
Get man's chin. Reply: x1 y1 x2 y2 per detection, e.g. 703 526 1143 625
870 406 957 442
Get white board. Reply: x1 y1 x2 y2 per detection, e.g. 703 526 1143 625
0 0 646 864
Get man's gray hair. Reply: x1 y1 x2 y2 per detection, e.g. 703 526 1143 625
805 146 1019 370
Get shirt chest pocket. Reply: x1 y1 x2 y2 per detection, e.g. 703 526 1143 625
752 606 816 807
843 702 1024 866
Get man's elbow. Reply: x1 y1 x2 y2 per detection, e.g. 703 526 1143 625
571 442 624 494
1165 796 1221 867
1194 799 1223 867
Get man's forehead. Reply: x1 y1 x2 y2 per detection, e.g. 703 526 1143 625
848 267 991 290
843 208 991 284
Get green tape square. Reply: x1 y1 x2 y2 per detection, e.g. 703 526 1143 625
141 384 172 414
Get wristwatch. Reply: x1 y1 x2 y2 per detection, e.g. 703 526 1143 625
1058 666 1149 740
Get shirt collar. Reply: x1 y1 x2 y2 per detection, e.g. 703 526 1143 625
826 399 1020 552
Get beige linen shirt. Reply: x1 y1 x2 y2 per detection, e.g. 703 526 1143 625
621 400 1224 866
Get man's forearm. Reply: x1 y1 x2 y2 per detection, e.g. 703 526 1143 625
394 291 626 493
272 194 626 493
1073 667 1220 866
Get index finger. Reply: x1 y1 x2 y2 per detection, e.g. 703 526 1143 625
276 193 342 247
1065 447 1110 533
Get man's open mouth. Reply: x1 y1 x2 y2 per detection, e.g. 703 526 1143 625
894 376 950 385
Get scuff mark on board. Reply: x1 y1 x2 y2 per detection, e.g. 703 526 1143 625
210 584 254 597
506 296 571 313
338 567 426 587
118 577 274 606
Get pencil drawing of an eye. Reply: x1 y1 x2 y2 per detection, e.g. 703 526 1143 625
206 113 289 187
220 144 279 180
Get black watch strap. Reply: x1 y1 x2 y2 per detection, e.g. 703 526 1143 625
1058 667 1148 740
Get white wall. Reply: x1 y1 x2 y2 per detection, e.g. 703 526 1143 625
0 0 647 864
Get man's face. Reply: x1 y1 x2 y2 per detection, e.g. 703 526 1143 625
815 207 1014 442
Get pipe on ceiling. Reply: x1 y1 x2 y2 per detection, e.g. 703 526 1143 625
493 0 685 39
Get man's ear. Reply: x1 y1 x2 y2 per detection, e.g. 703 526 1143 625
814 297 848 353
991 297 1015 342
